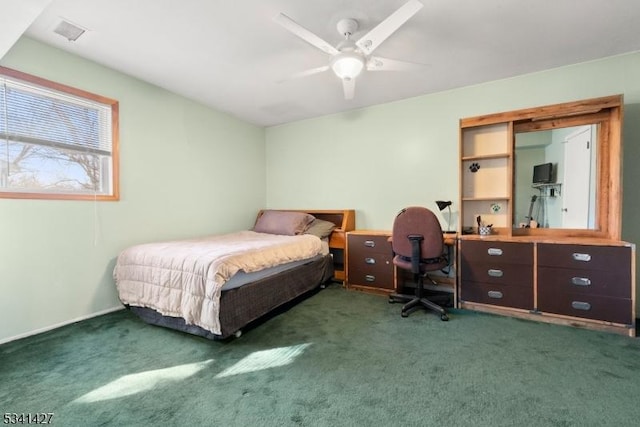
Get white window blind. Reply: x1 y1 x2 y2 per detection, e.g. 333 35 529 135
0 68 118 199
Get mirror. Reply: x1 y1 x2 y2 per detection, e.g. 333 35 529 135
514 124 598 229
460 95 622 240
509 95 624 240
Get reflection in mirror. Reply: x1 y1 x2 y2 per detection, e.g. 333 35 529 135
514 125 597 229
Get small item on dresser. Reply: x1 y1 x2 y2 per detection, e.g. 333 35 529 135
479 226 492 236
476 215 492 235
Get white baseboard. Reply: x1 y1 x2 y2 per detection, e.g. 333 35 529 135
0 306 125 346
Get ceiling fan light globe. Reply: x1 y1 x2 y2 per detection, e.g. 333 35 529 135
331 53 365 80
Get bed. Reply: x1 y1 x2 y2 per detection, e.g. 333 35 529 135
114 209 355 339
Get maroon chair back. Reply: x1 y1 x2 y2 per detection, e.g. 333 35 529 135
391 207 446 272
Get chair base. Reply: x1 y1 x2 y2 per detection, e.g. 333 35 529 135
389 292 449 321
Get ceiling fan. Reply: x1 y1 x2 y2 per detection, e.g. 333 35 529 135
274 0 425 100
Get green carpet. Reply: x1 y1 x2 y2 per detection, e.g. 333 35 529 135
1 284 640 426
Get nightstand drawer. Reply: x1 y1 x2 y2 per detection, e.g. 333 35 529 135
538 266 631 299
348 234 391 254
348 253 393 272
347 267 394 289
460 240 533 264
460 281 533 310
537 244 631 271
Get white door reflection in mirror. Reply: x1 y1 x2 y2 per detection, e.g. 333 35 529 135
562 126 595 228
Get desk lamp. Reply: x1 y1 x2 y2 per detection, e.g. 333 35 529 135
436 200 455 234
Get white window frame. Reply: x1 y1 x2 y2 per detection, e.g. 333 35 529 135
0 66 119 201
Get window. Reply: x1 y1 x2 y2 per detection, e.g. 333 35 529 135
0 66 119 200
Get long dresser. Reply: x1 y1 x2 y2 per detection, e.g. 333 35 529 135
458 236 635 336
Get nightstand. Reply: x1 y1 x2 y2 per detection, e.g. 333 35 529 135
346 230 394 294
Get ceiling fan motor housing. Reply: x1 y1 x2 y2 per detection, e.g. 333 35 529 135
336 18 358 37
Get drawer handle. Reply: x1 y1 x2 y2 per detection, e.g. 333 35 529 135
571 301 592 311
487 248 503 256
571 277 591 286
488 269 503 277
364 240 376 248
365 257 376 264
487 291 503 299
572 253 592 262
365 275 376 282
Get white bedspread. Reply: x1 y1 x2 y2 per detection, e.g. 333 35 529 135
113 231 323 335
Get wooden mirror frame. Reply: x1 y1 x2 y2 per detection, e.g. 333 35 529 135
461 95 623 240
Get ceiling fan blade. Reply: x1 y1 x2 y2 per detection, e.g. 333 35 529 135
367 56 427 71
342 78 355 100
355 0 423 55
274 13 339 55
277 65 330 83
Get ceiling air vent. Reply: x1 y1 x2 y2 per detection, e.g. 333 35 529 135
53 19 86 42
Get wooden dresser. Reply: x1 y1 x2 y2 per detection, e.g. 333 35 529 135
536 242 633 325
457 96 635 336
458 236 636 336
345 230 457 298
459 239 533 310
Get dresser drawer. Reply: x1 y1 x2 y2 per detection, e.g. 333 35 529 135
348 234 391 254
461 261 533 286
538 292 632 324
348 266 394 289
460 281 533 310
460 240 533 264
537 244 631 271
538 266 631 299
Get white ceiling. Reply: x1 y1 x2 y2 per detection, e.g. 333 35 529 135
5 0 640 127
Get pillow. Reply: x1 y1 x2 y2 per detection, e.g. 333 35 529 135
253 210 315 236
304 218 336 239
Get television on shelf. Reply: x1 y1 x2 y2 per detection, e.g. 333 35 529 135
533 162 553 184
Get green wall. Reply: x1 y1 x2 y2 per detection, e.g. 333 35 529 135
0 38 265 343
265 52 640 237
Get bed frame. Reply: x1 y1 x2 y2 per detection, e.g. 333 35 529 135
129 209 355 340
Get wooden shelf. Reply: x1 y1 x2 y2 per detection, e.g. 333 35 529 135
462 196 510 202
461 153 510 161
460 120 511 233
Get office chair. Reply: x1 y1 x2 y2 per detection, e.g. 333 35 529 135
388 206 449 321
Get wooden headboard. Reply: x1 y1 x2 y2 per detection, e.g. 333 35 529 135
255 209 356 281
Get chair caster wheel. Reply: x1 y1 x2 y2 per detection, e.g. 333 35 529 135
440 314 449 321
388 297 395 304
401 312 408 318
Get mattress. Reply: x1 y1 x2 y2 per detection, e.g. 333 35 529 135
114 230 325 336
129 254 334 339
